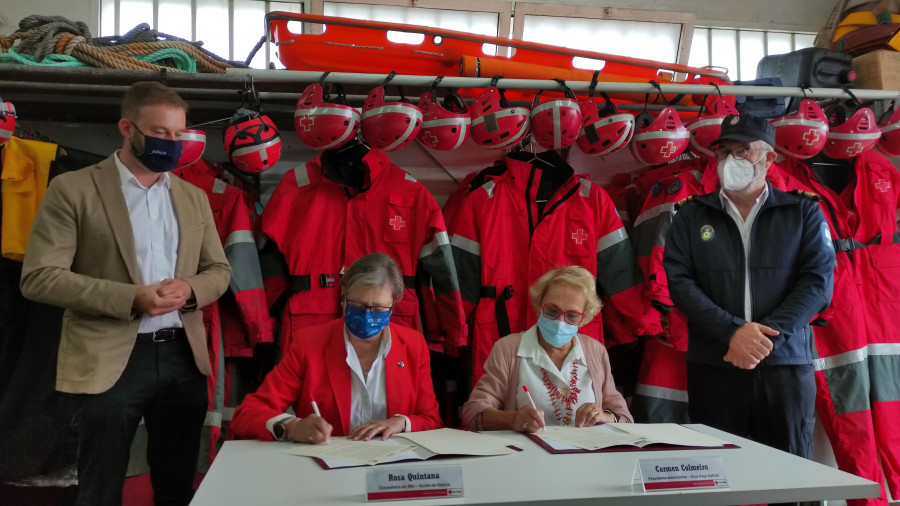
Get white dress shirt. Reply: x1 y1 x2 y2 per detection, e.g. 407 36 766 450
115 152 182 332
515 326 595 426
266 326 410 439
720 185 769 321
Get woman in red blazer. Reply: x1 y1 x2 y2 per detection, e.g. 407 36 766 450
231 253 442 443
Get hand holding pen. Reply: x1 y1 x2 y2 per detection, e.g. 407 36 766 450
516 385 546 433
288 396 332 444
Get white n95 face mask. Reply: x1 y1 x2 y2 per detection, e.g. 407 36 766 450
718 154 764 192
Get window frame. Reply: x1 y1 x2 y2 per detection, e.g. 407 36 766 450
309 0 512 39
511 3 696 66
100 0 310 67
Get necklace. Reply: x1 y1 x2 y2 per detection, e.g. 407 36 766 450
541 361 581 425
354 338 383 360
357 349 379 359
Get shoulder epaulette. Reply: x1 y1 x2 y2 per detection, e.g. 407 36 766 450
674 195 695 209
789 189 822 202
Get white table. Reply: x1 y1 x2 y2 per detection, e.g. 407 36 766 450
191 425 879 505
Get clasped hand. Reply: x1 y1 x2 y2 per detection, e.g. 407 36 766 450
724 322 778 370
133 278 193 316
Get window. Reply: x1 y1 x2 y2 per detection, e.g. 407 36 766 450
688 27 817 81
99 0 308 69
512 4 695 67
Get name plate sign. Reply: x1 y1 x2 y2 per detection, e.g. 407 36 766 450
636 456 729 492
366 465 463 501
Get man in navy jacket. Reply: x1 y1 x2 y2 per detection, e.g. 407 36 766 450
663 115 835 461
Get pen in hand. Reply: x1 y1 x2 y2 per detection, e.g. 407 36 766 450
310 397 328 443
522 385 545 432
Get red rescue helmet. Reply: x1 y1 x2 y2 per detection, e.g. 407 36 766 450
576 84 634 157
361 72 423 152
877 105 900 157
630 107 690 165
469 77 530 149
770 99 828 159
0 99 16 145
294 81 361 150
224 109 282 173
176 129 206 168
529 81 582 150
417 78 470 151
824 106 881 159
686 97 739 157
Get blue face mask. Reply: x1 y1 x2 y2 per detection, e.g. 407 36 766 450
344 303 392 339
537 314 579 348
131 123 182 173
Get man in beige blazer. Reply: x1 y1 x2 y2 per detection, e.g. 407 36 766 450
21 82 231 506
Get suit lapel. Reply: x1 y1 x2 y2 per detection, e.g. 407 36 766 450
385 325 408 418
93 156 142 285
168 178 190 278
325 323 353 435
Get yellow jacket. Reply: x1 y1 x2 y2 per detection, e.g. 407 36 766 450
1 136 57 261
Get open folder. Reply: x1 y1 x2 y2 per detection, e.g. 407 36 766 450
529 424 740 454
284 428 521 469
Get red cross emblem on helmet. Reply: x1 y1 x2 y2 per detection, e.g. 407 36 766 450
417 85 470 151
295 82 361 150
630 107 690 165
770 99 828 159
823 107 881 159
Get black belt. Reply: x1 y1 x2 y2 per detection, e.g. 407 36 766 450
136 327 186 343
480 285 515 338
833 238 867 253
833 232 900 253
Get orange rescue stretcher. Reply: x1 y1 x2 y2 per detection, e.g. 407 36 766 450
265 12 732 106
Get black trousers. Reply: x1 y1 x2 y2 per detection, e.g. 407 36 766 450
73 337 206 506
687 362 816 459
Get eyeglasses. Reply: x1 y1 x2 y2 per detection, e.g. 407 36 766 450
345 298 393 313
540 303 585 325
713 145 760 161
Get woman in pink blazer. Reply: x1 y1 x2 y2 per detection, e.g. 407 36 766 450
463 266 632 433
231 253 441 443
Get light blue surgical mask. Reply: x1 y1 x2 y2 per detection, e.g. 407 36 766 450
344 303 391 339
537 314 578 348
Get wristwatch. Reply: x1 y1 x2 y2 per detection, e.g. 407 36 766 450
273 418 291 441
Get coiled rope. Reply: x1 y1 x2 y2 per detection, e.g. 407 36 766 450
0 15 248 73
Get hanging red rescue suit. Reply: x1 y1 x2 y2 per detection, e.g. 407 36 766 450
261 147 466 355
451 153 661 383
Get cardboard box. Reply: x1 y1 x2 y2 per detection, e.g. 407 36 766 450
852 49 900 90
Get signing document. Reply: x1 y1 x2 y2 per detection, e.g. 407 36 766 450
394 428 518 456
284 437 416 465
284 428 517 468
539 424 729 451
